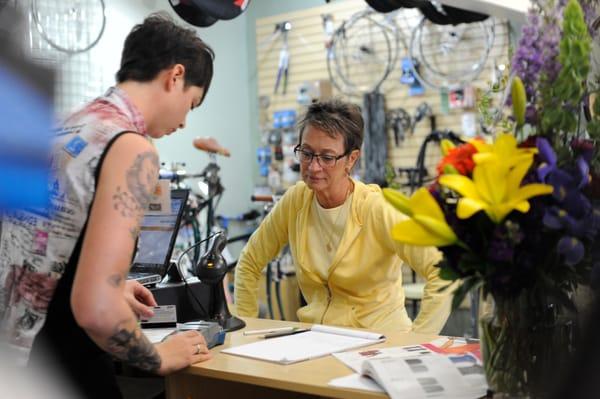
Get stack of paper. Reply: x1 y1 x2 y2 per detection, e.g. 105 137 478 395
362 352 487 399
329 338 487 399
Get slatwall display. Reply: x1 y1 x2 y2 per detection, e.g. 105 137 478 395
256 0 510 192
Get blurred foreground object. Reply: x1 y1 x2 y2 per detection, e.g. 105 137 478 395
0 5 54 211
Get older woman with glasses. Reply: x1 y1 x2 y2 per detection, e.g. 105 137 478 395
234 99 452 333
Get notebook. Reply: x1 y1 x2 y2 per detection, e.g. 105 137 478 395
222 324 386 365
128 189 189 286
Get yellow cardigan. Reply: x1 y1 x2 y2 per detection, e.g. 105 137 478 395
234 179 453 333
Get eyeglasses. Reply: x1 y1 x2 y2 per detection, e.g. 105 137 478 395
293 145 348 168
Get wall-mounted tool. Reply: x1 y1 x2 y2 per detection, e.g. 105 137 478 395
411 102 435 133
273 21 291 95
386 108 412 147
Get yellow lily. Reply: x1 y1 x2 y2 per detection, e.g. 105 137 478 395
439 155 553 223
383 188 458 247
470 133 536 168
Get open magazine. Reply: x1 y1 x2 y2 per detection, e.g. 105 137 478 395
330 337 487 399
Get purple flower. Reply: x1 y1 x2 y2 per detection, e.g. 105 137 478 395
575 156 590 189
557 236 584 266
535 137 599 262
510 3 564 125
487 224 520 263
537 137 557 182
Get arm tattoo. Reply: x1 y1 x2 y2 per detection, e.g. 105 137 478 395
113 187 139 218
126 151 159 211
112 151 159 240
106 321 161 373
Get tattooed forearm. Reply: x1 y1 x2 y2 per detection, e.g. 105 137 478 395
106 322 161 373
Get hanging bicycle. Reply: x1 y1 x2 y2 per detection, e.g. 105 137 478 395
30 0 106 54
327 8 405 96
408 15 496 90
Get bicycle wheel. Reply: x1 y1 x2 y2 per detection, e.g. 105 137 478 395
409 16 495 90
30 0 106 54
327 9 403 95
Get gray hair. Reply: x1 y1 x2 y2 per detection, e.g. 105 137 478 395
297 99 364 154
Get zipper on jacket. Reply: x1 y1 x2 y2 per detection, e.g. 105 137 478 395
320 285 332 324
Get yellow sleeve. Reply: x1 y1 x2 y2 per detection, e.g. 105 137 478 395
377 194 454 334
399 244 455 334
233 187 297 317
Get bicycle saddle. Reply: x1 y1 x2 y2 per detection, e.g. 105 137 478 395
193 137 231 157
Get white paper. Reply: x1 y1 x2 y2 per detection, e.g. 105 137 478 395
142 328 176 343
333 344 432 373
222 329 384 364
328 373 385 393
363 353 487 399
312 324 385 341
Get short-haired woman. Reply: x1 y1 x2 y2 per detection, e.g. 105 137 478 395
235 99 452 333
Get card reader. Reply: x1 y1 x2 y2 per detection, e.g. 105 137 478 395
178 320 226 349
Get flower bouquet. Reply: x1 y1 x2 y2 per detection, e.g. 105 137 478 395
383 0 600 396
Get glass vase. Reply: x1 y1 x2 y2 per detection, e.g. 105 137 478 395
479 293 576 398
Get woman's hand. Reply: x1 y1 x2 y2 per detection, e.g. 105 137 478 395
155 330 212 375
124 279 157 319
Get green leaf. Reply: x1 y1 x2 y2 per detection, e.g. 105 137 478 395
450 277 480 311
439 266 460 281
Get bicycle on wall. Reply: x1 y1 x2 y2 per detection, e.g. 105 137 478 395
327 8 403 96
327 3 498 93
30 0 106 54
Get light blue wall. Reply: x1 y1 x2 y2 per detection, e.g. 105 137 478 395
90 0 329 217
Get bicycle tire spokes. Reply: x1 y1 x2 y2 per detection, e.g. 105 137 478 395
409 17 496 90
328 8 404 96
30 0 106 54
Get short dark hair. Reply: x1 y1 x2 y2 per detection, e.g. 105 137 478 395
298 99 364 154
116 13 214 104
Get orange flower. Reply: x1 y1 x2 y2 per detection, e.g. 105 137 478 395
436 142 479 176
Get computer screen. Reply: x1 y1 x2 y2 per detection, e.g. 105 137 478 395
131 190 188 273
